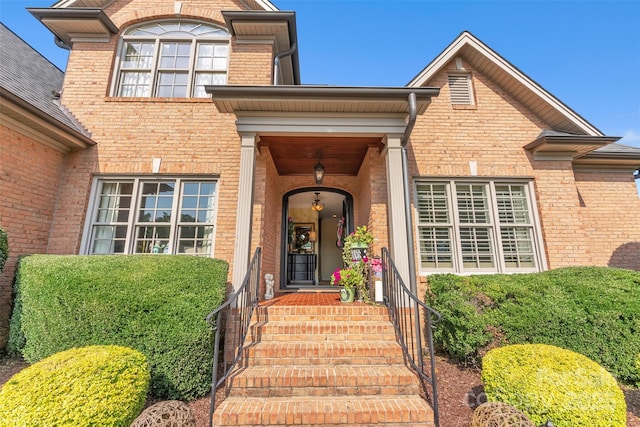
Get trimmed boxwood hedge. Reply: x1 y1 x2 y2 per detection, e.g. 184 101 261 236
0 345 150 427
8 254 228 399
425 267 640 385
482 344 627 426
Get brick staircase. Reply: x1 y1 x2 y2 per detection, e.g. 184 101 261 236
211 298 435 426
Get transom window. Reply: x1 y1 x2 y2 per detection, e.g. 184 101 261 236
415 180 544 274
84 177 217 256
114 21 230 98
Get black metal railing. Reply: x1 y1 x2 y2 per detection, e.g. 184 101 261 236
205 247 261 427
381 247 441 427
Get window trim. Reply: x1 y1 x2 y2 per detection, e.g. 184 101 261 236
110 20 230 99
414 178 547 275
81 176 219 256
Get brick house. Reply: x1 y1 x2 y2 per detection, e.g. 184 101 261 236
1 0 639 349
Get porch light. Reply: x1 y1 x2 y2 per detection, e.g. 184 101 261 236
311 192 324 212
314 161 325 184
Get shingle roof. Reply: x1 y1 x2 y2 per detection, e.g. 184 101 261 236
0 23 90 137
593 142 640 156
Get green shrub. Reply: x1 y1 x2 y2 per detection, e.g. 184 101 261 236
9 255 228 399
426 267 640 384
636 353 640 379
482 344 626 427
0 226 7 273
0 345 149 427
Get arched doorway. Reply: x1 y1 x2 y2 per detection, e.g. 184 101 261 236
281 188 354 289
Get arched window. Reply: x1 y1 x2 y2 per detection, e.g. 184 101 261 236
113 21 230 98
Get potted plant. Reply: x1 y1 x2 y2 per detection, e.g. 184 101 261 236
331 225 374 302
330 267 362 302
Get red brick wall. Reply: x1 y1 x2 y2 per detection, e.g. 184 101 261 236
0 125 67 347
410 58 624 299
575 169 640 270
46 0 274 280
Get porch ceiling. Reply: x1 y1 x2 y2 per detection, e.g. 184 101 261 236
260 135 381 176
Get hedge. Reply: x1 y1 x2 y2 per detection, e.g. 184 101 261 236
425 267 640 385
482 344 627 426
8 254 228 399
0 345 150 427
0 226 7 273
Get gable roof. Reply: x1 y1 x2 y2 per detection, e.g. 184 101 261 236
408 31 602 136
0 23 94 150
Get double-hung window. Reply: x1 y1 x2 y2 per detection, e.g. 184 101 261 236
114 21 230 98
415 180 544 274
84 177 217 256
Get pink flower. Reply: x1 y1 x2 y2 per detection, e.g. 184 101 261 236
331 268 342 283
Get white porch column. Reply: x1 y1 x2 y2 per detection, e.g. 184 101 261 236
232 132 258 291
384 134 411 286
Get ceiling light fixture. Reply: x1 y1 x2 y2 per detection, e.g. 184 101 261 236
314 161 325 184
311 192 324 212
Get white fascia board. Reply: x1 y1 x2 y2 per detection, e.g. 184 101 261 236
235 112 408 136
254 0 279 11
408 32 603 137
53 0 115 8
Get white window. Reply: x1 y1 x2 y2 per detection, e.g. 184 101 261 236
447 73 474 105
415 180 544 274
84 177 217 256
114 21 230 98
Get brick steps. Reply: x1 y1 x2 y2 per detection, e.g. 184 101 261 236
248 321 397 341
212 301 434 426
243 341 405 365
227 365 420 397
212 395 435 426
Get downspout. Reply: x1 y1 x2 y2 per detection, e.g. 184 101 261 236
401 92 418 294
273 42 297 85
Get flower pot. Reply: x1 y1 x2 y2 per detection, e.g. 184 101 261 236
339 287 355 303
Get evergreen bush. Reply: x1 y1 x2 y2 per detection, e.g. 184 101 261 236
0 226 7 273
0 345 149 427
426 267 640 384
8 254 228 399
482 344 626 426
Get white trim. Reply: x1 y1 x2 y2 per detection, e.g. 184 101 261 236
235 113 407 136
232 133 258 290
407 32 602 136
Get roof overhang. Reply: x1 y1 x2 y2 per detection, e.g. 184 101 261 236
222 11 299 85
28 8 119 46
409 31 603 136
574 145 640 170
0 87 96 152
206 85 440 114
51 0 279 11
525 131 620 161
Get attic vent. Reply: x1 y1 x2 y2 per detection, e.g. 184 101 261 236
448 73 474 105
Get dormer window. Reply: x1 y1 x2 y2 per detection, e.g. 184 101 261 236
447 72 474 105
113 21 230 98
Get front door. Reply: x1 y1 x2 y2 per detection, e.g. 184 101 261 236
282 188 353 289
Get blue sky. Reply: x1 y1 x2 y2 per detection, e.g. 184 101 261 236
1 0 639 149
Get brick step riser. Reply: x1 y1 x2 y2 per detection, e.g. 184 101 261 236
253 306 389 317
212 396 435 426
228 384 421 398
242 355 406 366
227 367 419 390
255 314 391 322
248 325 397 341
